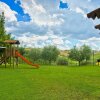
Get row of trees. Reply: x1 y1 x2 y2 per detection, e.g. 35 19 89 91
19 45 60 64
19 45 92 66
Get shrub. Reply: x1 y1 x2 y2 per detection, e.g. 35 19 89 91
81 61 92 66
56 56 68 65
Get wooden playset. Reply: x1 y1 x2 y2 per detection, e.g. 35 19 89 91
0 40 39 68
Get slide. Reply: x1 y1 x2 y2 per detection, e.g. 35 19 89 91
15 51 39 68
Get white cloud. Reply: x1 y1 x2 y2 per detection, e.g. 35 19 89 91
77 37 100 50
52 38 64 45
65 40 71 44
75 7 86 18
79 37 100 43
15 32 68 49
0 1 17 22
20 0 64 26
88 0 92 2
0 0 100 50
32 35 48 41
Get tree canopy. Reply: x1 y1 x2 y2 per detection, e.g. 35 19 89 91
0 12 11 42
69 45 92 66
41 45 60 64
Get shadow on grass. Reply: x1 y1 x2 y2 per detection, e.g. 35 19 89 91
0 64 39 70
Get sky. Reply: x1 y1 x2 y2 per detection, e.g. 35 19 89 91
0 0 100 50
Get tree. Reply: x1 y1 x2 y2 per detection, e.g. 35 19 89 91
41 45 59 64
69 45 92 66
81 45 92 62
6 33 12 40
0 12 11 42
19 47 25 56
69 46 84 66
0 12 6 41
29 48 41 63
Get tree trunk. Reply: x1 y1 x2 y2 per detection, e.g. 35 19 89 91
79 61 81 66
49 60 51 65
86 59 87 63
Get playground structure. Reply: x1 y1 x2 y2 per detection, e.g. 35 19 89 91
0 40 39 68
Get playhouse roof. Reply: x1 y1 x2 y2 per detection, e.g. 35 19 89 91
87 8 100 19
95 24 100 30
4 40 20 44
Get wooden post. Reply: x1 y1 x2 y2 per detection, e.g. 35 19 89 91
5 48 7 68
16 57 18 68
16 44 19 68
12 45 15 68
10 44 12 67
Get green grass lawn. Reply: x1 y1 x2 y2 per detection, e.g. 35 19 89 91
0 65 100 100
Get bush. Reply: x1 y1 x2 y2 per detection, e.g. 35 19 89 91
56 56 68 65
81 61 92 66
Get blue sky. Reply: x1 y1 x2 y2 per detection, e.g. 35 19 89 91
59 1 68 9
0 0 31 21
0 0 100 50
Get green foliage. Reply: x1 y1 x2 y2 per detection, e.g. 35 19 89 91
69 45 92 66
0 12 6 41
69 46 83 66
81 61 92 65
5 33 12 40
0 12 11 42
56 56 68 65
81 45 92 62
41 45 60 64
28 48 41 63
19 47 25 56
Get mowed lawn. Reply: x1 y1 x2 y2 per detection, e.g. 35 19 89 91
0 65 100 100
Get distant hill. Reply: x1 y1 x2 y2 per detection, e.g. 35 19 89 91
59 50 70 57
